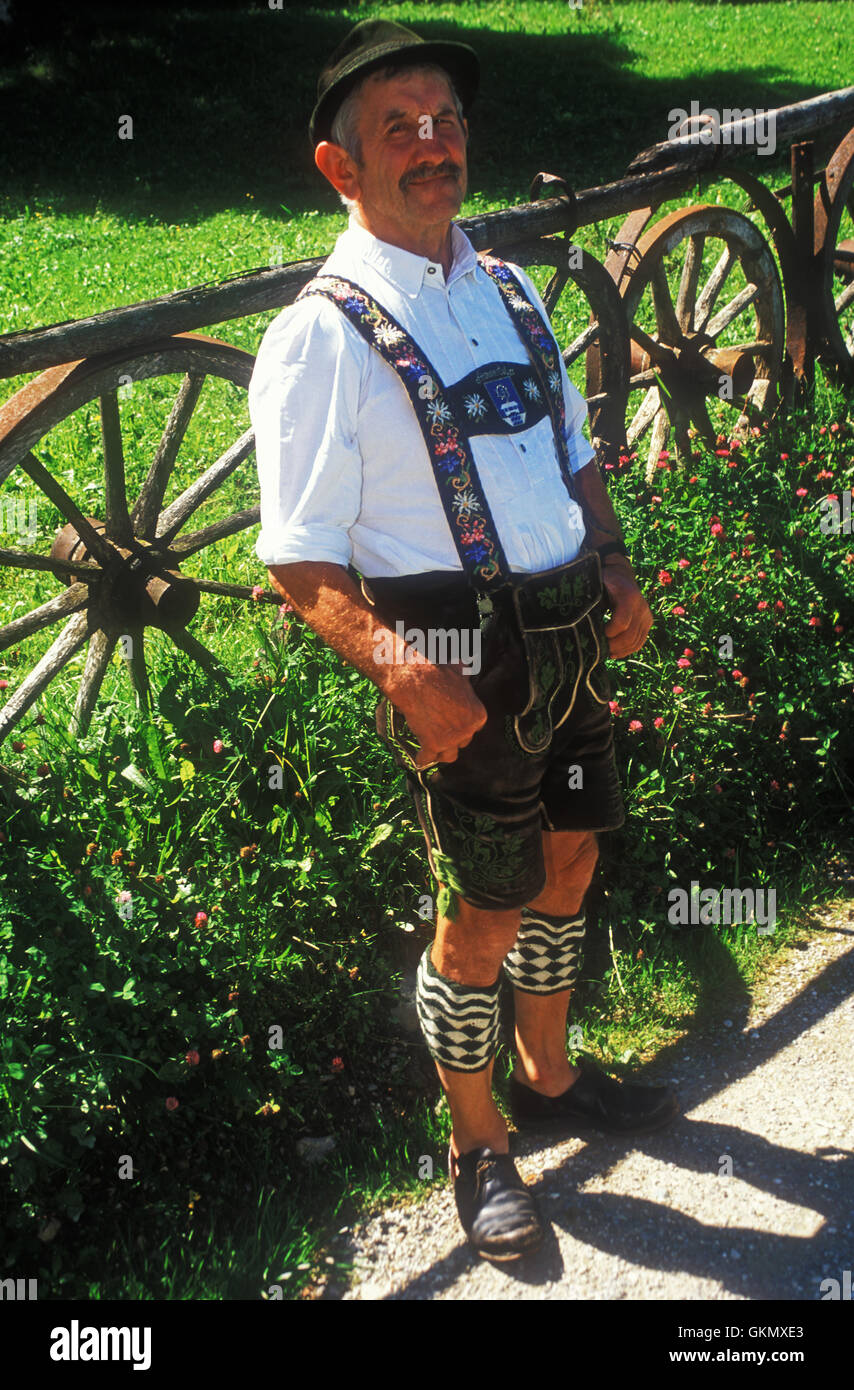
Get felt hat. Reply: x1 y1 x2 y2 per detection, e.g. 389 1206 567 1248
309 18 479 146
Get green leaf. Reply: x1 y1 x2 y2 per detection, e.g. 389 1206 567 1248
365 823 394 852
179 759 196 785
121 764 155 795
144 723 167 780
81 759 99 780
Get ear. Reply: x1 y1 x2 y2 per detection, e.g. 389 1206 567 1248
315 141 361 203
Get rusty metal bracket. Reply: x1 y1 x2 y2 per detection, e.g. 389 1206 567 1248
528 172 578 237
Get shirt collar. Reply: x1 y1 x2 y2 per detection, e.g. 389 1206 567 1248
335 215 479 297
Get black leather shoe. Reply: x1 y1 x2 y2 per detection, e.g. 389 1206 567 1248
509 1057 680 1134
450 1145 545 1261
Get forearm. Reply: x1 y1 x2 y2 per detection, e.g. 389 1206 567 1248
573 458 633 572
266 560 428 703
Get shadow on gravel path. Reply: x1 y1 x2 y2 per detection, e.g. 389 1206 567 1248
334 911 853 1300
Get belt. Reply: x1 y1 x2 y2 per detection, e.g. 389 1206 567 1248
358 548 602 635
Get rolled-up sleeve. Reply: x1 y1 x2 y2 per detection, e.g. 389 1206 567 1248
509 264 596 474
249 298 365 568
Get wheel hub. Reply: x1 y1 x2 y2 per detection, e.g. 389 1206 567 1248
630 330 757 398
50 519 200 628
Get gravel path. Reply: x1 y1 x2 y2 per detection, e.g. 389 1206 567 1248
326 904 854 1300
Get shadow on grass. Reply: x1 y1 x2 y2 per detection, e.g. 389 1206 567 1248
0 2 840 224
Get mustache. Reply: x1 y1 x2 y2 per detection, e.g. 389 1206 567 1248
400 162 461 190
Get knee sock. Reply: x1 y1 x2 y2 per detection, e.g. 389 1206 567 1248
415 945 501 1073
502 908 586 995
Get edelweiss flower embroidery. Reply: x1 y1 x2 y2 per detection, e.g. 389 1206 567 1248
452 489 481 514
426 398 452 426
464 392 487 420
548 369 560 393
373 322 406 348
522 377 541 401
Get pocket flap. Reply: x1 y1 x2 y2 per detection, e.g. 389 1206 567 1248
512 554 602 632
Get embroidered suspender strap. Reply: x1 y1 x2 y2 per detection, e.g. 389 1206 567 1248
296 274 511 595
477 255 578 506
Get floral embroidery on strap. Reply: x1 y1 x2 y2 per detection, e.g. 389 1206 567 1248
477 255 578 506
297 274 509 592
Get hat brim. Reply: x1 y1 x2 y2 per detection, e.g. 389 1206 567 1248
310 39 479 147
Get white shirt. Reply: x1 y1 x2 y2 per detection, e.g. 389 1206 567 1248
249 216 595 578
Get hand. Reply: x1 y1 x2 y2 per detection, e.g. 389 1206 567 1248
601 556 653 658
394 661 488 768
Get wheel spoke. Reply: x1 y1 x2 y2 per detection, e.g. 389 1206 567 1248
721 339 775 354
834 279 854 315
564 320 600 367
154 427 255 544
167 506 260 558
646 408 670 483
694 245 736 331
650 262 681 344
630 322 672 367
125 625 152 714
0 610 90 742
744 376 773 415
673 419 693 460
132 372 205 540
18 452 115 569
690 400 717 449
0 546 101 580
705 282 759 338
70 627 117 737
192 577 278 602
628 369 659 389
164 624 233 689
675 234 705 332
0 583 89 654
100 391 134 547
627 385 660 445
543 269 569 316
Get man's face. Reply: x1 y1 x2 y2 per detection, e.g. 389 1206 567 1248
344 67 468 237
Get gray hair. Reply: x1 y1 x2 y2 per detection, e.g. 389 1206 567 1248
329 62 466 211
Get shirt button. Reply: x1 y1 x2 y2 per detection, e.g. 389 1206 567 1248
520 444 527 453
471 338 479 345
427 266 436 274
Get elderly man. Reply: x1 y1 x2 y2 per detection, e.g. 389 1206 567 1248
250 18 679 1263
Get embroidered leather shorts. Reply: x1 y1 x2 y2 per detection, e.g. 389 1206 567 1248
364 549 625 914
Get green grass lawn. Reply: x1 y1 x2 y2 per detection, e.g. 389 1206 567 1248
1 1 853 1300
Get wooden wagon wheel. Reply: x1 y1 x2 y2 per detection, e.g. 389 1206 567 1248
814 125 854 379
538 242 630 460
588 205 785 482
0 333 275 748
499 180 631 463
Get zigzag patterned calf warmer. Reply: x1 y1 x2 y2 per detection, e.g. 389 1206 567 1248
415 946 501 1073
502 910 586 995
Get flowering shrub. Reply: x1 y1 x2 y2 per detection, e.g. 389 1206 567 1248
599 411 853 910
